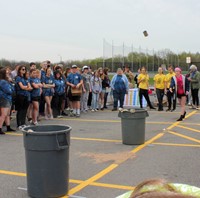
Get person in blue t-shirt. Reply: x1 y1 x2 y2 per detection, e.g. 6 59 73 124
0 68 15 134
30 69 43 125
51 70 66 118
110 68 129 111
41 67 55 119
15 65 32 128
67 65 83 117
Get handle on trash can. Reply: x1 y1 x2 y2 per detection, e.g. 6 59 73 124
56 133 69 150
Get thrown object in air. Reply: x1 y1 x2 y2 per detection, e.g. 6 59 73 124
143 30 148 37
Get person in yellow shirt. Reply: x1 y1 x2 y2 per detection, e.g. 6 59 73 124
154 67 166 111
138 67 155 109
165 65 176 111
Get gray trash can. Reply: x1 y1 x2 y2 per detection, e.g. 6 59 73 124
21 124 71 198
118 109 149 145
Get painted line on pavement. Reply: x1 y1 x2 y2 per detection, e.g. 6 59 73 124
6 133 121 143
176 125 200 133
56 118 173 125
71 137 121 143
0 169 134 191
168 131 200 144
130 132 165 154
167 110 196 130
152 142 200 147
66 164 118 196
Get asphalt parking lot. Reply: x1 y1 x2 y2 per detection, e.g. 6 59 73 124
0 106 200 198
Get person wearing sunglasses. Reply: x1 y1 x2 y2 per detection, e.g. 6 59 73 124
15 65 32 128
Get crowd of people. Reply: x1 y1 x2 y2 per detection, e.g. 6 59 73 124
0 61 199 134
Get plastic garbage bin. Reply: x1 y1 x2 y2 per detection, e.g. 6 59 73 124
118 109 149 145
21 124 71 198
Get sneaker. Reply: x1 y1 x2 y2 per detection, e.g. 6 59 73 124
45 115 49 120
76 114 80 117
57 115 63 118
33 122 39 125
0 131 5 135
6 128 16 132
150 107 156 110
95 109 98 112
91 109 95 112
61 111 68 116
17 125 27 130
49 115 54 119
70 112 75 117
119 107 123 111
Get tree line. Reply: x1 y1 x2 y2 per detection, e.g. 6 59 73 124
1 50 200 72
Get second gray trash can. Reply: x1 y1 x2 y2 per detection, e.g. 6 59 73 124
118 109 149 145
21 124 71 198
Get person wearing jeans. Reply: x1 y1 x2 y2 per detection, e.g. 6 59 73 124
15 65 32 128
110 68 129 111
90 70 102 112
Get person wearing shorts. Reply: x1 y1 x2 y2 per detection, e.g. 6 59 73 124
0 68 15 134
41 67 55 119
67 65 83 117
30 69 43 125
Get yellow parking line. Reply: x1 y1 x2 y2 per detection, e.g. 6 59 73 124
0 169 134 191
67 164 118 196
176 125 200 133
0 170 26 177
6 132 22 136
58 118 120 123
185 110 197 118
153 142 200 147
90 182 134 190
57 118 173 125
167 110 196 130
182 122 200 126
72 137 121 143
131 132 165 154
168 131 200 144
6 133 121 143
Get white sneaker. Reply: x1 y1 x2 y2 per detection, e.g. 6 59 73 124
57 115 63 118
95 109 98 112
91 109 95 112
45 115 49 120
33 122 38 125
119 107 123 111
49 115 54 119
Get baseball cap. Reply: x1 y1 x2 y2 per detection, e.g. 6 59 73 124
71 65 77 68
82 65 89 70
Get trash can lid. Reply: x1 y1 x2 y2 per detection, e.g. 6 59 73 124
21 124 72 135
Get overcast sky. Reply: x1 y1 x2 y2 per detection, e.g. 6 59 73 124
0 0 200 62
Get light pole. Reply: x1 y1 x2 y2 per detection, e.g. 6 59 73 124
58 54 62 62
